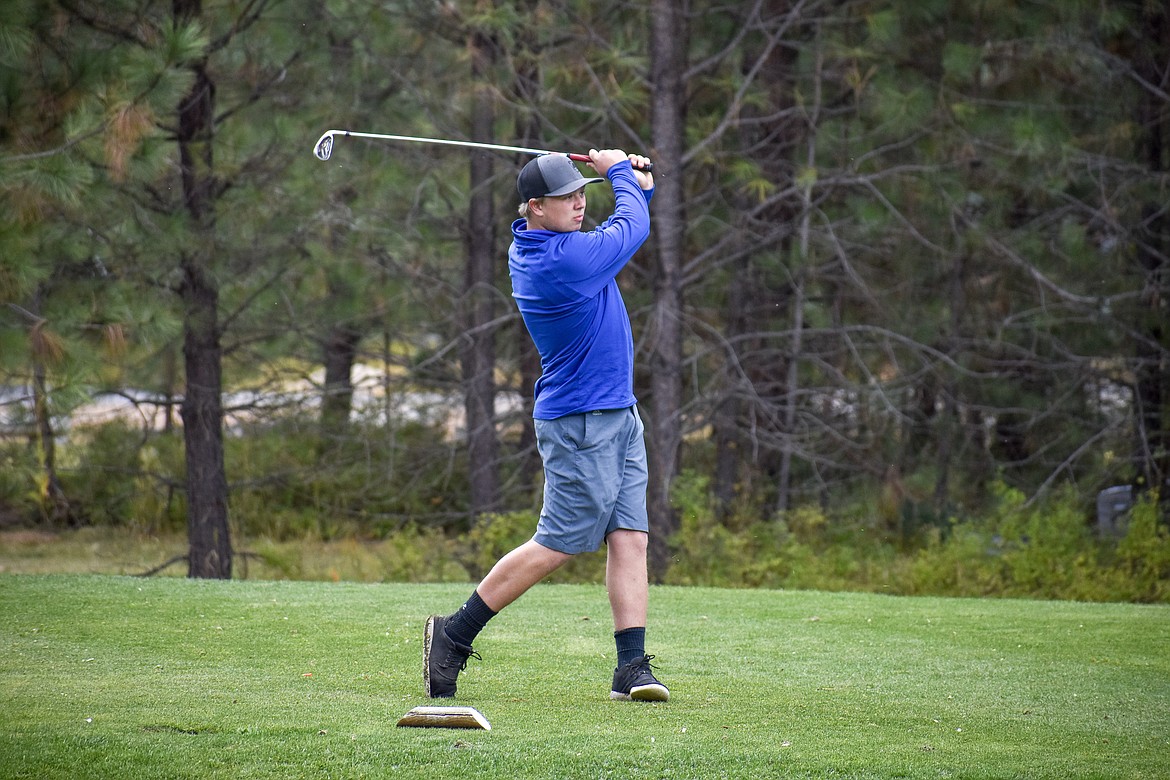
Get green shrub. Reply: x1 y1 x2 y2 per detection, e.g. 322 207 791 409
1111 490 1170 602
224 418 474 540
247 527 467 582
900 483 1160 602
463 510 536 579
128 436 187 533
13 418 1168 603
462 510 606 584
659 473 1170 603
906 522 1007 597
990 485 1103 599
665 471 874 591
665 471 749 586
58 422 176 528
0 441 39 523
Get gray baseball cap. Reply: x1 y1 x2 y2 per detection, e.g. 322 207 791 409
517 154 604 201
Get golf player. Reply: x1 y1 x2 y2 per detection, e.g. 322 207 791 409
424 147 668 703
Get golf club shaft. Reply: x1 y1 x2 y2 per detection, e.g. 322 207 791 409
313 130 651 171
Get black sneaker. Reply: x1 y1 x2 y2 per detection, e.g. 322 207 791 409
610 654 670 702
423 615 479 698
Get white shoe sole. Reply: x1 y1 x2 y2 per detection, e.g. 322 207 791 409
610 683 669 702
423 615 436 698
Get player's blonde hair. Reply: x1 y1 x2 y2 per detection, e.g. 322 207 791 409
518 198 543 218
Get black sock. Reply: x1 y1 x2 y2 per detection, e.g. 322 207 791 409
614 626 646 667
443 590 497 648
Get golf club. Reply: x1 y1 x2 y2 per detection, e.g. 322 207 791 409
312 129 652 171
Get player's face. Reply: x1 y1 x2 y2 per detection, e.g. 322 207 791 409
531 188 587 233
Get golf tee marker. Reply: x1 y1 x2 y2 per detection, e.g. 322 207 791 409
396 705 491 731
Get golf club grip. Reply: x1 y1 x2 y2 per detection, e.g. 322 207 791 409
568 153 654 173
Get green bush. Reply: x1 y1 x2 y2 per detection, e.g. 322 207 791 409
11 419 1168 603
906 522 1007 597
128 436 187 532
57 422 187 529
665 469 887 590
994 486 1105 600
462 510 607 584
665 471 756 586
0 441 40 522
224 418 473 541
661 473 1169 603
249 526 467 582
1111 490 1170 602
463 510 536 579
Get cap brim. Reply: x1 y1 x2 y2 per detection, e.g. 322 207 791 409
542 176 605 198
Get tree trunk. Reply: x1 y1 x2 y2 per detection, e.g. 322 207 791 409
776 270 805 514
1133 2 1169 493
319 195 365 444
321 324 362 439
512 10 543 496
175 0 231 579
777 25 817 512
712 267 746 517
645 0 687 579
28 290 71 525
462 8 500 519
180 250 231 579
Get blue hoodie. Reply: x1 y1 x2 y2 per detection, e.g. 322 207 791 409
508 160 653 419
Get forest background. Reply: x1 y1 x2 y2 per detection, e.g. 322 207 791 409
1 0 1167 601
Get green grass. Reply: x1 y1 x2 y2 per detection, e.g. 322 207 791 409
1 575 1168 779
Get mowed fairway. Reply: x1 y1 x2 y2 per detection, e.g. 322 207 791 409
1 575 1167 779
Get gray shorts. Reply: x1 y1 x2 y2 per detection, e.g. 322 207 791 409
532 405 649 555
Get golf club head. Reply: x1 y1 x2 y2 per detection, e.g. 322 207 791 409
313 132 334 161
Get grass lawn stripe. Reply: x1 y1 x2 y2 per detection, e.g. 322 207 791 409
1 575 1167 779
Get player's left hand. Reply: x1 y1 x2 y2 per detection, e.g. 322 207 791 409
628 154 654 189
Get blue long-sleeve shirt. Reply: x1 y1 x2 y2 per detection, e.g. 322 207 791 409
508 160 653 419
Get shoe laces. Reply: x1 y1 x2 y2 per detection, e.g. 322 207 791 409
446 648 481 671
627 654 657 672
